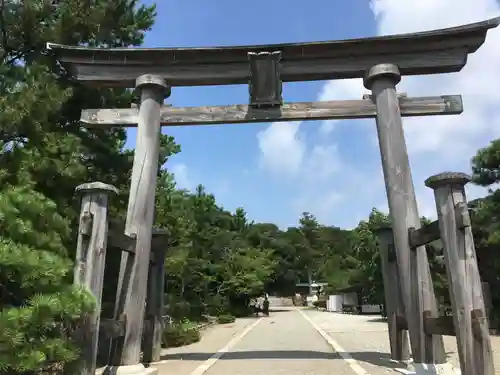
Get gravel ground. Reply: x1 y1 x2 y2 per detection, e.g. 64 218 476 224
302 309 500 374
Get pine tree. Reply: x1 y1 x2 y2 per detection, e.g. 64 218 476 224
0 1 159 373
0 183 95 373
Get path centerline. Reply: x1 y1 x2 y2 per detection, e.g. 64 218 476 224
188 317 263 375
297 308 372 375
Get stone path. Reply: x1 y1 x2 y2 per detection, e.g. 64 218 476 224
152 308 500 375
153 308 386 375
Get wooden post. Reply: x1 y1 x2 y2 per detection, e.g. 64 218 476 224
74 182 118 375
364 63 446 365
143 247 166 363
482 282 492 326
116 74 169 368
425 172 495 375
373 226 410 362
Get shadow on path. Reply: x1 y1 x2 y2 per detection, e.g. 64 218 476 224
161 350 339 361
161 349 408 369
365 317 387 323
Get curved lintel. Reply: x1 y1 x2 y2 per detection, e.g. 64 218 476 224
47 17 500 88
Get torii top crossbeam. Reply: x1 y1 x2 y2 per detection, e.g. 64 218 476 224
47 17 500 88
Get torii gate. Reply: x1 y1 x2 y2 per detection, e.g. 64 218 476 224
48 16 499 375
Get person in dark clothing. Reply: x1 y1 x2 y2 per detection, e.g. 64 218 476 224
262 296 270 316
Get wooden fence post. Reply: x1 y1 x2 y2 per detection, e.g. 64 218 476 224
425 172 495 375
143 247 166 363
364 63 446 367
74 182 118 375
110 74 169 374
373 225 410 362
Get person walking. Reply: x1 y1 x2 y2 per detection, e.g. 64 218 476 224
262 295 270 316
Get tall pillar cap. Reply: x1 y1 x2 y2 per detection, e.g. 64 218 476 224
363 64 401 89
372 224 394 241
372 224 393 234
135 74 171 97
75 182 119 195
424 172 471 190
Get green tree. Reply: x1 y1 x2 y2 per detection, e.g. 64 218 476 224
0 0 164 372
1 0 159 217
0 184 95 373
298 212 323 286
470 140 500 325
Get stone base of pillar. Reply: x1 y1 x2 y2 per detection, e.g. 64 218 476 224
99 364 158 375
385 358 413 366
396 362 460 375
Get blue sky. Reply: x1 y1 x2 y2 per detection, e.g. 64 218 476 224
126 0 500 229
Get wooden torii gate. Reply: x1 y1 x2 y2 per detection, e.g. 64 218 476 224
48 16 499 375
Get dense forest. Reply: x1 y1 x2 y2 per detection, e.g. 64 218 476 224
1 1 500 374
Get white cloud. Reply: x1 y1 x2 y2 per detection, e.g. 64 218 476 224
372 1 500 158
256 121 305 177
170 163 192 190
257 119 347 223
257 0 500 227
291 144 344 222
368 0 500 220
317 79 365 135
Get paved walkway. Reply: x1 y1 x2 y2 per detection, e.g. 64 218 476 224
153 308 402 375
304 309 500 373
152 307 500 375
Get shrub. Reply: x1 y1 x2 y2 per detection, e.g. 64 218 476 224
228 303 253 318
217 314 236 324
205 295 230 317
164 298 192 321
312 300 326 308
161 322 201 348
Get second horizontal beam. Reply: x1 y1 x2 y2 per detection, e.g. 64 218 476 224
80 95 463 128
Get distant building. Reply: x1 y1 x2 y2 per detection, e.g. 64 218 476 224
295 282 328 296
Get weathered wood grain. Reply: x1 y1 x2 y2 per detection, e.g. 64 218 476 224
482 282 493 325
397 315 409 330
80 95 463 128
100 318 126 339
47 17 500 87
423 313 456 336
402 313 495 337
73 182 118 375
248 51 283 108
107 222 168 262
107 228 135 253
107 227 170 365
425 172 495 375
116 75 168 366
366 63 445 365
109 269 132 365
143 247 166 363
373 226 410 361
66 50 470 87
399 314 460 336
408 220 441 248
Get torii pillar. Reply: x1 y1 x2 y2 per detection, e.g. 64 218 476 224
106 74 169 375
